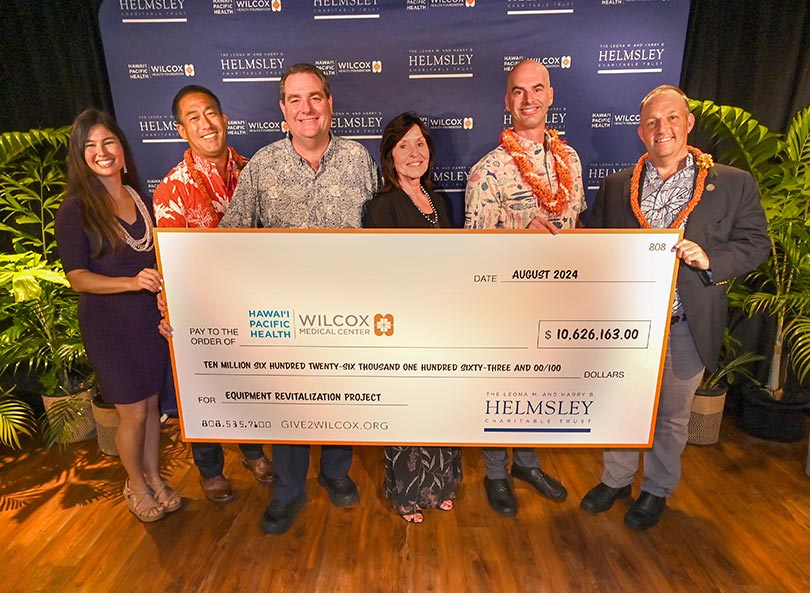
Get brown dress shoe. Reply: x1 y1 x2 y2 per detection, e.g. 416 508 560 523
200 474 234 503
243 456 275 484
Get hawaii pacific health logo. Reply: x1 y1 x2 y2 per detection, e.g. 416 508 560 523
374 314 394 337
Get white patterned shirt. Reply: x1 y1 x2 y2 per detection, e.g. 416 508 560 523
219 135 378 229
464 132 586 230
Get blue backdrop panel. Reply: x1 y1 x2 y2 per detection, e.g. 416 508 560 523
100 0 690 225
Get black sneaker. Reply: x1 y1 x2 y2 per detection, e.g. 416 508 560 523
260 495 307 535
317 472 359 507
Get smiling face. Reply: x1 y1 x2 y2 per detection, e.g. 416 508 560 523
83 124 125 179
279 72 333 143
637 89 695 167
505 60 554 141
176 92 229 163
392 124 430 186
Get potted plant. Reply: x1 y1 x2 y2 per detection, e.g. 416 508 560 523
688 327 764 445
0 126 96 447
690 99 810 442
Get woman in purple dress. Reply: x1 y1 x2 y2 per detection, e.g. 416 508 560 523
363 113 462 523
55 109 179 522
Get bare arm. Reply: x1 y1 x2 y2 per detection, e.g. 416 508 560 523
66 267 162 295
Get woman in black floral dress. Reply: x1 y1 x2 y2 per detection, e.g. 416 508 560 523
363 113 462 523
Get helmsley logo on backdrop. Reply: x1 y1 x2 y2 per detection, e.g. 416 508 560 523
505 0 574 15
128 63 195 80
431 164 469 192
586 161 635 191
503 105 568 135
600 0 673 6
597 42 665 74
408 48 474 79
220 51 285 83
119 0 188 23
138 114 184 144
331 111 384 140
312 0 380 20
213 0 281 14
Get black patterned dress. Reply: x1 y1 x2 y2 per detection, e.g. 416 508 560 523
364 187 463 513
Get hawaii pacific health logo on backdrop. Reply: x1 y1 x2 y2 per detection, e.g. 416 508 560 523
212 0 281 14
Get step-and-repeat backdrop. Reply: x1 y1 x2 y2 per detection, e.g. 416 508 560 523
100 0 690 224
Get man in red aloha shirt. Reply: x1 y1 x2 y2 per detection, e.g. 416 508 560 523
153 85 273 502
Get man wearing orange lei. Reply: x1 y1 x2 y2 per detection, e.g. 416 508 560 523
153 85 273 503
464 60 586 518
582 85 769 530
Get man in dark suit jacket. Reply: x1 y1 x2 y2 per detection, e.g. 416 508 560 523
581 85 770 530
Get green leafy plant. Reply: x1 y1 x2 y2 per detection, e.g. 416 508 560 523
0 126 93 447
0 385 36 448
690 100 810 401
698 328 764 392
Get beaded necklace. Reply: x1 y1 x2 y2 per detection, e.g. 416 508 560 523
404 185 438 226
116 186 153 252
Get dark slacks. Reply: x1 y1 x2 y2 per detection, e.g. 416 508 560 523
272 444 353 503
192 442 266 479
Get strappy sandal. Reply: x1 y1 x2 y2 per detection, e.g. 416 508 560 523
438 499 454 511
147 477 182 513
400 506 423 523
124 479 165 523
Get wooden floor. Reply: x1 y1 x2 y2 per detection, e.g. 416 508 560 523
1 416 809 593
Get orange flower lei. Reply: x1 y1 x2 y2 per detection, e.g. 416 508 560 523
500 128 573 216
629 146 714 229
184 147 248 218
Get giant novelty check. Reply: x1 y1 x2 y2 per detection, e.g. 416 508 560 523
156 229 682 447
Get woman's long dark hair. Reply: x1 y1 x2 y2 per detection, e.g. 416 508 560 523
378 112 435 194
66 109 139 257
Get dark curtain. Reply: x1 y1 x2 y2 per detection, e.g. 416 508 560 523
0 0 112 132
682 0 810 131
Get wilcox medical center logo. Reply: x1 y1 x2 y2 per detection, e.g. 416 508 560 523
504 54 570 72
316 59 382 76
406 0 475 9
591 111 640 128
127 62 194 80
213 0 281 14
247 309 395 339
424 114 474 131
